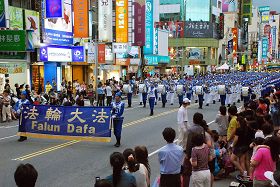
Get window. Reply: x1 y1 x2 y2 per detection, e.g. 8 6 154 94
185 0 211 21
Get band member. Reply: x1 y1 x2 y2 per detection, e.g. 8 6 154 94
148 83 156 116
17 91 31 142
204 84 211 106
169 82 175 105
126 82 133 108
161 85 167 108
186 83 192 101
111 92 125 147
142 80 148 108
176 84 185 107
218 84 226 106
196 85 204 109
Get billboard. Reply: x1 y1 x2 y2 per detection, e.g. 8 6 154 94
45 0 63 18
116 0 128 43
184 21 213 38
133 0 145 46
25 10 40 47
0 30 26 51
9 6 23 30
155 21 184 38
98 44 106 64
259 6 270 23
43 0 73 45
73 0 89 38
144 0 153 54
222 0 238 12
0 0 6 27
98 0 112 42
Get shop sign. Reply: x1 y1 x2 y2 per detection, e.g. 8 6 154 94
105 45 113 62
144 0 153 54
73 0 89 38
0 63 26 74
25 10 40 47
232 28 238 57
0 0 6 27
0 30 26 51
251 41 258 59
9 6 23 30
45 0 63 18
116 58 130 66
116 0 128 43
259 6 270 23
184 21 213 38
40 45 85 62
133 0 145 46
144 55 158 66
262 37 268 59
158 56 170 64
0 52 26 60
112 43 128 53
222 0 238 12
98 44 106 64
98 0 112 42
43 0 73 45
154 28 158 55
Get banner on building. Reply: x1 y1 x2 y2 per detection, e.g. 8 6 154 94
0 0 6 27
112 43 129 53
0 30 26 51
45 0 63 18
40 45 85 62
259 6 270 23
242 20 248 44
154 28 158 55
251 41 258 59
88 40 96 64
25 10 40 47
222 0 238 13
98 44 106 63
262 37 268 59
43 0 73 45
184 21 214 38
232 28 238 57
133 0 145 46
105 45 113 62
9 6 23 30
98 0 112 42
116 0 128 43
18 105 112 142
73 0 89 38
144 0 153 54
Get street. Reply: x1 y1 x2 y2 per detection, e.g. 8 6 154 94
0 98 240 187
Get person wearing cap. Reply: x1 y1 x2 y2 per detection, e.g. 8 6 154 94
15 91 30 142
111 92 125 147
265 170 280 187
177 98 190 148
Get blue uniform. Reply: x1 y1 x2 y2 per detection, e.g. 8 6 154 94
112 101 125 143
148 86 156 115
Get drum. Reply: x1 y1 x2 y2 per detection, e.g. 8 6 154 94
138 84 145 93
242 87 249 97
176 85 184 94
195 86 203 95
157 84 166 94
218 85 226 95
123 84 129 94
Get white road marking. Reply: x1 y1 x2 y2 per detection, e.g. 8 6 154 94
0 135 17 141
0 125 18 129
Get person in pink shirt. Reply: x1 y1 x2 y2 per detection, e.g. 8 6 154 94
250 137 280 187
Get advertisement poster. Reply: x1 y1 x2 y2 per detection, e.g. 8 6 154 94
0 0 6 27
133 0 145 46
105 45 113 62
155 21 184 38
259 6 270 23
45 0 63 18
144 0 153 54
184 21 213 38
98 44 106 64
25 10 40 47
73 0 89 38
9 6 23 30
98 0 112 42
116 0 128 43
43 0 73 45
222 0 238 12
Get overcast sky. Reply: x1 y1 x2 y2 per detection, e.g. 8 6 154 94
253 0 280 12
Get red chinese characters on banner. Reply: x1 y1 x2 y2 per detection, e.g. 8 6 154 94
232 28 238 57
98 44 106 64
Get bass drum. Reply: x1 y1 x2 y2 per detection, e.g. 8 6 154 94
195 86 203 95
176 85 184 94
123 84 129 94
157 84 166 94
242 87 249 97
138 84 145 93
218 85 226 95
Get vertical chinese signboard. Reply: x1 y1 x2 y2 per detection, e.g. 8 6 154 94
262 37 268 59
144 0 153 54
133 0 145 46
232 28 238 57
98 0 112 42
98 44 106 64
73 0 89 38
259 6 270 23
116 0 128 43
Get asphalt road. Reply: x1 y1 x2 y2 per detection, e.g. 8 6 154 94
0 98 240 187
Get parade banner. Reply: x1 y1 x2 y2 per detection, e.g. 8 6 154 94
9 6 23 30
0 0 6 27
98 0 112 42
144 0 153 54
18 105 112 142
73 0 89 38
116 0 128 43
133 0 145 46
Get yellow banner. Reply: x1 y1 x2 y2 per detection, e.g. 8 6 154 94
116 0 128 42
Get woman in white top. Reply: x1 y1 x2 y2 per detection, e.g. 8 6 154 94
214 105 229 141
123 149 148 187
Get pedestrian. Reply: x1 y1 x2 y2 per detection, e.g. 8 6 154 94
227 105 239 143
97 83 105 106
190 133 212 187
76 94 84 106
111 92 125 147
177 98 190 148
123 149 148 187
126 81 133 108
158 127 184 187
14 163 38 187
106 82 113 106
105 152 136 187
88 84 94 106
2 90 12 123
45 81 52 94
214 105 228 141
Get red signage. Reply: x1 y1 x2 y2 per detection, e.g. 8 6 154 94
232 28 238 57
98 44 106 64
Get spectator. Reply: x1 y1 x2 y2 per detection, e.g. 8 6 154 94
264 170 280 187
227 106 239 142
190 133 212 187
14 163 38 187
134 146 151 185
15 83 21 98
258 98 268 115
95 179 112 187
214 105 228 141
177 98 190 148
123 149 148 187
76 95 85 106
45 81 52 94
250 137 280 187
2 89 11 122
88 84 94 106
105 152 136 187
106 82 113 106
158 127 183 187
97 83 105 106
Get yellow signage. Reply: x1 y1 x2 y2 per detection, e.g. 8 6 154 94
116 0 128 42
